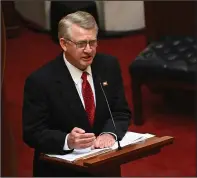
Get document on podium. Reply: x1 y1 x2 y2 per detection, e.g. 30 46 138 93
46 132 155 162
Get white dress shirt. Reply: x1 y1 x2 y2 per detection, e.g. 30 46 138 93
62 53 116 150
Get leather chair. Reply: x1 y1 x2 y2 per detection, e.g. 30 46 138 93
129 36 197 125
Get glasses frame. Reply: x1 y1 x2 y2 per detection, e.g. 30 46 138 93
64 38 98 49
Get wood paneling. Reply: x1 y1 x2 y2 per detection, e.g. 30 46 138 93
144 1 197 42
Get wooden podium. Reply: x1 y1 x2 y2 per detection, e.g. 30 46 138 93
40 135 174 176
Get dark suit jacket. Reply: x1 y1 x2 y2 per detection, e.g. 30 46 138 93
22 53 131 176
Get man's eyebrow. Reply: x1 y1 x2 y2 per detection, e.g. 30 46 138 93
77 39 97 42
77 40 87 43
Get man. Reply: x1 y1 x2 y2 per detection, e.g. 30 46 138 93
22 11 131 176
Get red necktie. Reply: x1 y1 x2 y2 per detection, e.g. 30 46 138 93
81 72 95 126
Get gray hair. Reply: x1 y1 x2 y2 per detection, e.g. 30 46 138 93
58 11 98 39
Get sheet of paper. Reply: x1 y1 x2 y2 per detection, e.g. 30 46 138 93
111 132 155 150
46 131 155 162
47 147 111 162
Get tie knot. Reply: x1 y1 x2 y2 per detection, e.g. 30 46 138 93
81 72 88 81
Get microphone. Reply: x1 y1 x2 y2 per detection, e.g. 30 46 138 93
99 81 122 150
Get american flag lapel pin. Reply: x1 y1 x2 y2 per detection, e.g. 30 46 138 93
102 81 108 86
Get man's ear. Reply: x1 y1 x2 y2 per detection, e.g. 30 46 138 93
59 38 67 52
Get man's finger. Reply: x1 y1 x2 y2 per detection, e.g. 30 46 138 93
99 140 105 148
96 138 105 149
78 142 95 149
76 136 96 144
104 139 114 147
93 138 100 148
72 127 85 134
91 139 97 149
78 133 95 139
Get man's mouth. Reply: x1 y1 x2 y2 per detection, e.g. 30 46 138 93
82 56 92 60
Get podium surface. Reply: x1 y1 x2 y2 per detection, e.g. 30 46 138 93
40 135 174 176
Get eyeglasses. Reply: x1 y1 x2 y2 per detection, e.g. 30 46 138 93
65 38 98 49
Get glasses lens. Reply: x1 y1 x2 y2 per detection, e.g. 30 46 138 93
77 41 87 48
76 40 97 48
89 40 97 47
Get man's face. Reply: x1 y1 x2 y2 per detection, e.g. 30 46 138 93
61 24 97 70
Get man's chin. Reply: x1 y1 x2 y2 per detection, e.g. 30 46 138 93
81 60 93 68
85 59 93 65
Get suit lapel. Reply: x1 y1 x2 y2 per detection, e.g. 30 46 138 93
53 54 91 130
91 56 107 128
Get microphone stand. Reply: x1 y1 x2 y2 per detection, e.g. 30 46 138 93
99 82 122 150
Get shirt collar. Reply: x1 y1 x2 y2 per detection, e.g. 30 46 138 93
63 53 92 84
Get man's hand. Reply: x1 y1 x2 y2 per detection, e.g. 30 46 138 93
67 127 96 149
91 133 116 149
